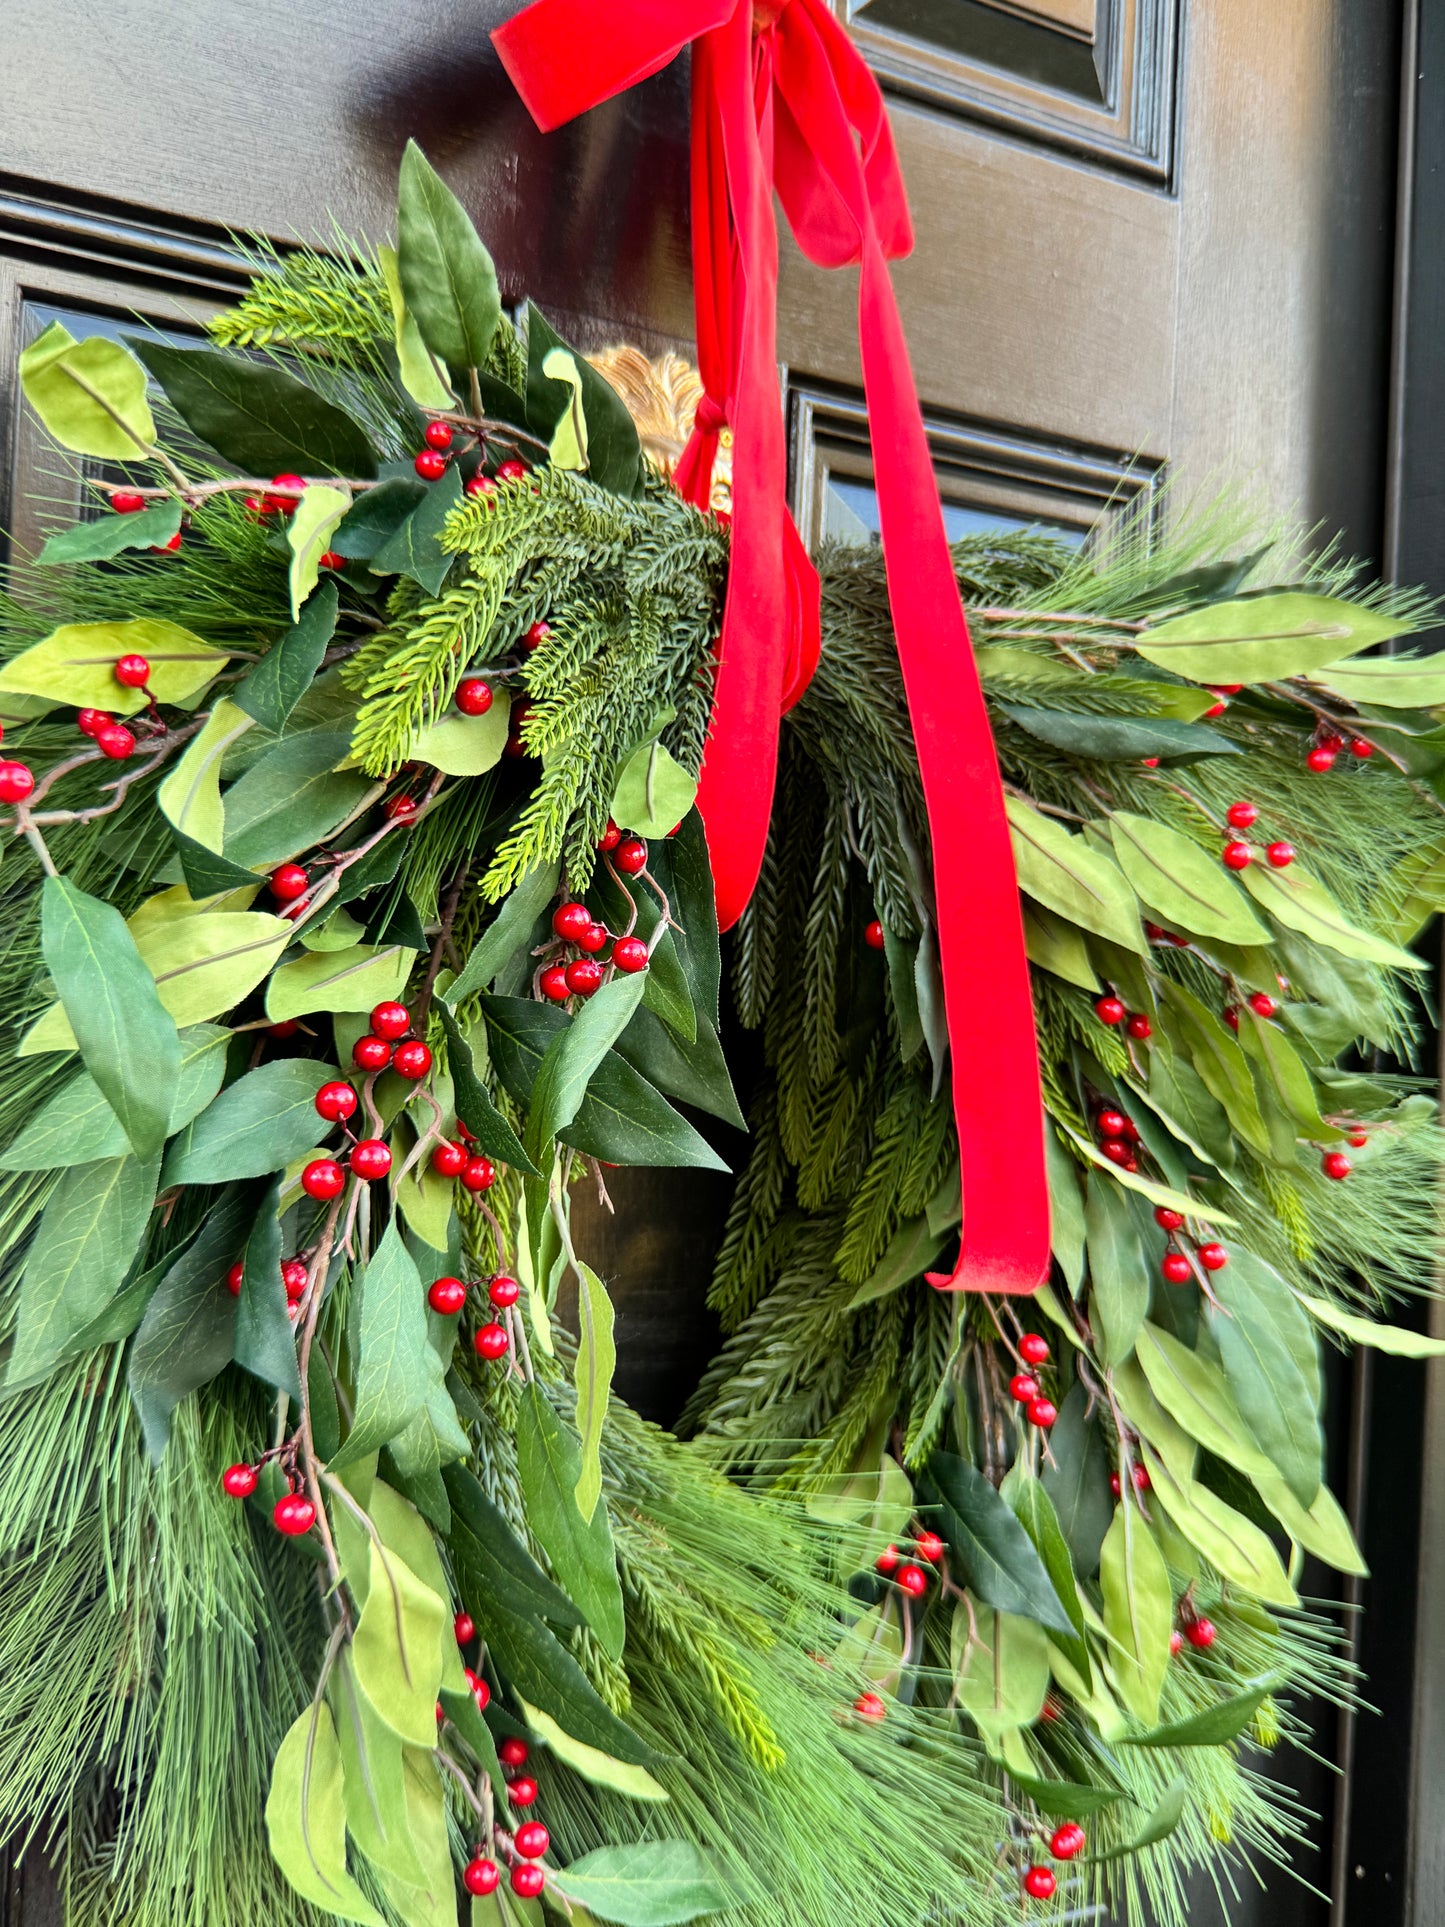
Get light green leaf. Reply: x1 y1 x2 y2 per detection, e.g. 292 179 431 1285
554 1843 736 1927
1006 798 1144 952
302 907 368 953
237 580 340 733
410 700 509 776
163 1058 341 1184
37 498 180 565
1210 1250 1323 1507
19 321 155 458
289 485 351 620
1045 1129 1086 1294
1298 1290 1445 1356
516 1384 625 1659
333 1221 431 1468
573 1260 616 1523
41 874 180 1158
1099 1505 1171 1725
0 618 228 712
367 1481 467 1693
517 1699 669 1802
543 347 589 470
1124 1677 1281 1748
6 1153 159 1383
1084 1175 1147 1367
1136 592 1411 683
265 1704 384 1926
158 699 254 854
333 1655 427 1887
1108 813 1269 944
352 1540 449 1747
951 1602 1052 1743
1138 1443 1298 1607
846 1213 948 1308
1155 979 1272 1157
378 242 453 410
1005 1473 1089 1684
1306 653 1445 707
397 141 502 371
0 1023 228 1171
1023 903 1099 989
1240 862 1425 971
266 943 413 1023
611 742 699 840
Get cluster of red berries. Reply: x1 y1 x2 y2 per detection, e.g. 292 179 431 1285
1154 1204 1227 1284
1220 800 1295 873
1224 989 1281 1027
0 647 168 802
1304 728 1372 774
1093 995 1152 1041
411 417 534 501
220 1460 316 1536
225 1253 310 1321
110 489 183 551
1170 1603 1217 1654
1022 1822 1087 1900
1009 1331 1057 1431
874 1526 946 1599
348 999 433 1081
1109 1462 1151 1498
540 888 649 1001
429 1128 498 1194
461 1733 549 1901
1093 1103 1141 1174
426 1272 518 1363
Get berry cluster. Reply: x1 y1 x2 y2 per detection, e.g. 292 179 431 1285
1092 1103 1140 1174
874 1524 947 1598
220 1454 316 1538
1304 727 1373 773
460 1732 550 1902
1092 995 1151 1041
1219 799 1295 873
426 1272 519 1364
1171 1600 1217 1654
537 828 651 1003
225 1253 311 1322
1022 1822 1087 1901
1009 1332 1057 1431
1154 1205 1227 1286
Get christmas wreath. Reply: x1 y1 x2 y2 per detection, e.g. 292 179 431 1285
1 145 1443 1927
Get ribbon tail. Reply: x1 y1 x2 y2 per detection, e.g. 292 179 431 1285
492 0 731 132
857 244 1049 1296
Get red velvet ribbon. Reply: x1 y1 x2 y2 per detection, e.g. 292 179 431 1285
493 0 1048 1294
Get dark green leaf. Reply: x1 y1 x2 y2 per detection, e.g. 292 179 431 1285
173 830 261 898
1007 1475 1089 1683
236 580 339 732
524 305 643 499
436 1004 539 1176
649 815 721 1026
442 1465 583 1627
525 976 649 1168
335 833 407 904
1087 1776 1190 1861
370 466 462 595
554 1843 736 1927
1009 1772 1131 1819
612 1006 744 1131
163 1058 341 1184
332 1220 430 1468
328 477 426 560
1040 1383 1114 1578
222 733 371 870
7 1153 160 1384
38 499 181 565
42 875 181 1159
396 140 501 370
1124 1677 1279 1748
127 1186 254 1458
1084 1174 1148 1366
480 1595 653 1764
0 1024 228 1172
1003 706 1240 762
516 1385 625 1659
444 864 559 1006
638 928 696 1045
1209 1250 1323 1506
922 1452 1075 1636
233 1178 301 1400
309 1345 342 1460
129 338 376 477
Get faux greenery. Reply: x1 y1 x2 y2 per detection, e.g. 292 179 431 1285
0 143 1442 1927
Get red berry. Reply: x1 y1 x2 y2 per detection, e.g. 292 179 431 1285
1203 700 1227 718
113 653 151 688
222 1462 258 1498
1109 1471 1122 1497
507 1775 538 1806
1170 1629 1184 1655
611 935 649 973
1133 1464 1151 1491
565 956 604 997
1349 737 1374 759
455 677 493 716
514 1821 549 1860
1322 1150 1353 1180
225 1260 244 1297
153 529 183 553
392 1039 432 1081
465 473 497 500
1144 921 1165 941
269 864 309 902
1009 1373 1040 1403
539 964 571 1002
1222 840 1254 871
423 419 454 451
1023 1867 1056 1900
875 1545 900 1574
349 1139 392 1181
302 1158 345 1200
497 460 530 484
1141 756 1160 768
1247 992 1278 1018
598 819 622 852
352 1034 392 1073
1306 746 1336 773
463 1859 500 1897
1226 800 1258 829
489 1275 521 1308
1184 1616 1216 1649
1224 1005 1240 1030
523 619 550 649
1126 1013 1152 1041
853 1690 887 1721
1348 1130 1368 1148
895 1563 927 1597
1197 1242 1228 1272
431 1140 467 1177
915 1529 945 1562
282 1258 310 1300
0 760 32 808
1209 684 1244 696
552 901 592 941
510 1866 545 1900
384 794 418 820
428 1276 467 1315
1094 995 1125 1025
475 1321 509 1361
1161 1252 1192 1284
414 448 448 480
1096 1109 1128 1140
96 724 135 760
1100 1139 1131 1167
864 919 886 950
576 921 609 955
499 1737 530 1768
1027 1398 1057 1429
370 1001 411 1040
460 1154 496 1193
1265 841 1295 869
1019 1333 1050 1366
1050 1823 1086 1860
268 1019 301 1039
315 1079 357 1122
613 836 648 876
110 490 146 513
1154 1206 1185 1231
270 473 306 510
473 1674 491 1711
273 1493 316 1536
319 550 344 570
77 708 111 737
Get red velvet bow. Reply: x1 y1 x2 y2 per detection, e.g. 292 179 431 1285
494 0 1048 1294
